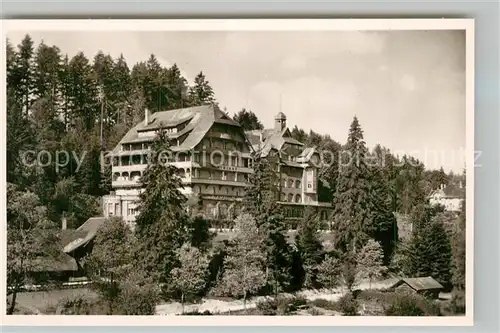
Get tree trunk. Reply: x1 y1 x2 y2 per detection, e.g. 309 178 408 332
181 292 185 314
7 290 17 315
243 290 247 314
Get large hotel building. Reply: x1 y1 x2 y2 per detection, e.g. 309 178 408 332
102 105 332 227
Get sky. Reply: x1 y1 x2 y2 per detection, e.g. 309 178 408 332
7 30 466 172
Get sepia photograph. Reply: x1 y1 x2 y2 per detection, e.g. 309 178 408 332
1 19 474 326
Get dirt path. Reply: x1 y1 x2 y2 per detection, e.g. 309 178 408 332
155 279 396 315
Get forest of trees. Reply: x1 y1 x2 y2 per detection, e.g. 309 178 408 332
6 35 466 316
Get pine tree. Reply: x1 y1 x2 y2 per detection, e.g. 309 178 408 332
369 157 398 265
356 239 386 289
113 54 132 125
15 35 36 115
232 108 264 131
33 42 62 105
332 116 372 253
188 71 216 106
295 207 325 288
452 198 466 291
67 52 99 131
316 255 341 296
164 63 189 109
134 126 191 286
406 205 453 288
243 154 294 295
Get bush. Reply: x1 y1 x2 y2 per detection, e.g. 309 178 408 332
256 298 278 315
119 282 159 315
289 295 308 311
337 293 359 316
56 296 93 315
447 290 466 315
385 293 441 316
308 307 322 315
256 296 304 315
183 310 212 315
309 298 337 311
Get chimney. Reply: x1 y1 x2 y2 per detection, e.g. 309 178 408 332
61 216 67 230
144 108 150 126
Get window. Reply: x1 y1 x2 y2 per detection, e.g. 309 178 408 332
308 184 312 188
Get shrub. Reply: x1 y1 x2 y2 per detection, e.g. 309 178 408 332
337 293 359 316
289 295 308 311
256 296 303 315
308 307 322 315
309 298 337 311
447 290 466 315
56 296 93 315
256 298 278 315
183 310 212 315
385 294 424 316
384 293 441 316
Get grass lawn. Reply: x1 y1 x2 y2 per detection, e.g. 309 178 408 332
12 288 98 314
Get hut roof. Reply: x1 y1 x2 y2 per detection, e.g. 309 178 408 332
390 276 444 291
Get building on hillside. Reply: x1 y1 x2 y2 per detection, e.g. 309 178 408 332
101 106 332 228
389 276 444 299
429 182 465 212
245 112 333 222
102 105 254 227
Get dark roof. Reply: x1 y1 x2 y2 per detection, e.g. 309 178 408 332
63 217 107 254
112 105 242 154
245 127 304 158
30 251 78 272
390 277 444 291
275 112 287 120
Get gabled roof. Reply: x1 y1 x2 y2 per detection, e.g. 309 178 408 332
63 217 107 254
390 276 444 291
112 105 242 154
246 127 304 158
30 251 79 273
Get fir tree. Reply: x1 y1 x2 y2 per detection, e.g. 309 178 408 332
332 116 372 253
188 71 215 106
232 108 264 131
295 207 325 288
134 126 191 286
316 254 341 296
369 157 398 265
406 205 453 288
15 35 36 115
243 153 294 295
452 198 466 291
356 239 386 289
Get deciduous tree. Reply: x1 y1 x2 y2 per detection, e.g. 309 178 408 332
171 244 210 313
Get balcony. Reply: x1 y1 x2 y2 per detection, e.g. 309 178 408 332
112 164 147 173
192 178 248 187
112 179 142 188
208 164 253 173
201 195 244 202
